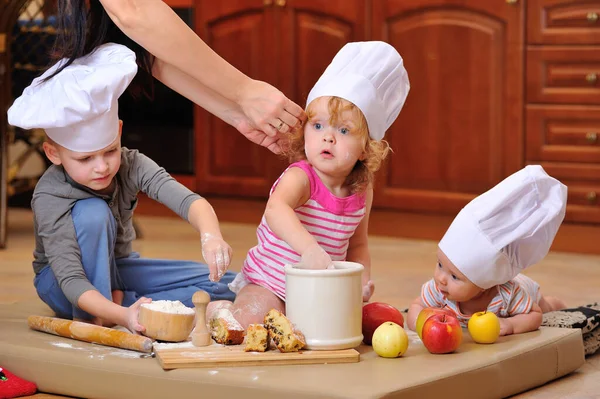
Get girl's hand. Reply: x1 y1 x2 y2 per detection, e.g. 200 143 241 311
236 79 306 138
499 318 514 336
201 233 233 282
298 244 332 270
126 297 152 334
362 280 375 302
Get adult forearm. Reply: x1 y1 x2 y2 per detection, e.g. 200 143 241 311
78 290 128 326
100 0 247 101
153 60 242 127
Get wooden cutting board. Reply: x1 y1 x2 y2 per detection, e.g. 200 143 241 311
155 344 360 369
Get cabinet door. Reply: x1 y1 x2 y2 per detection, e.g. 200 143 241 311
274 0 368 176
278 0 367 105
372 0 524 214
195 1 279 197
195 0 367 198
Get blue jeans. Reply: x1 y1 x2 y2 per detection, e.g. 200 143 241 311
34 198 236 320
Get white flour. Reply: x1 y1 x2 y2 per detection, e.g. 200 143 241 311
213 309 244 330
141 300 194 315
153 338 221 351
153 341 195 350
49 341 144 359
51 342 74 349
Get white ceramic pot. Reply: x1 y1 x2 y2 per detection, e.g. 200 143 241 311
285 261 364 350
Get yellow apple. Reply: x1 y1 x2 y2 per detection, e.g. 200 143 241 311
372 322 409 358
468 311 501 344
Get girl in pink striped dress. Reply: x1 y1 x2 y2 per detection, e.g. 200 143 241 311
206 41 410 328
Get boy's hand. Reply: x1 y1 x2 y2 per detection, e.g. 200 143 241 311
201 233 232 282
126 297 152 334
297 244 332 269
362 280 375 302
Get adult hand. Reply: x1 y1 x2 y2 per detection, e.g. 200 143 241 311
236 79 306 139
232 114 286 154
201 233 232 282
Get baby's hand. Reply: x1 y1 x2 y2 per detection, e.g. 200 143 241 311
297 244 332 269
201 233 232 282
362 280 375 302
499 318 514 336
126 297 152 334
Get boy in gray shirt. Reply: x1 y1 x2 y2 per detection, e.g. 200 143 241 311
7 43 236 334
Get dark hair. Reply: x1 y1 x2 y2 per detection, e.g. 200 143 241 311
45 0 154 98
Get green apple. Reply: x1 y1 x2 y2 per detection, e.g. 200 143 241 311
372 322 409 358
467 311 501 344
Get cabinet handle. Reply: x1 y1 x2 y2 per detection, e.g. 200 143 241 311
586 192 598 204
586 73 598 84
588 12 599 23
274 0 286 6
587 132 598 143
506 0 518 4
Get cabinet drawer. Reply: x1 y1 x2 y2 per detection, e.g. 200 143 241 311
528 0 600 44
526 105 600 163
535 162 600 223
527 47 600 105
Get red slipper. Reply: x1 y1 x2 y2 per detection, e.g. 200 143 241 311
0 367 37 399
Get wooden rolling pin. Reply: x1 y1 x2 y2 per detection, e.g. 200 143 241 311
28 315 153 353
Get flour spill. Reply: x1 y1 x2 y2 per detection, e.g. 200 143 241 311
49 341 144 359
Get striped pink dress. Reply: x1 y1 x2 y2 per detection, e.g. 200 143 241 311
240 160 366 300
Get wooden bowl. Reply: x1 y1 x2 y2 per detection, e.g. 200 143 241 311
138 304 195 342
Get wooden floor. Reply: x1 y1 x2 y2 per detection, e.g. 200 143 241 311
2 205 600 398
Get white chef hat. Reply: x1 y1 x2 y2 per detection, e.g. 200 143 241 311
438 165 567 289
306 41 410 141
7 42 137 152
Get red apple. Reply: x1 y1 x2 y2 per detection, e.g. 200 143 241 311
362 302 405 345
415 307 455 339
421 313 463 354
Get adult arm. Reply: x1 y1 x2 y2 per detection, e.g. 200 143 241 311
152 60 284 153
99 0 305 135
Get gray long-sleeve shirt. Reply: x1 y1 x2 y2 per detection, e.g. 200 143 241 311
31 147 202 306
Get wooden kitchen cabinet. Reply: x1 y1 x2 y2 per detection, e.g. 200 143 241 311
525 0 600 223
371 0 524 214
194 0 367 197
190 0 600 226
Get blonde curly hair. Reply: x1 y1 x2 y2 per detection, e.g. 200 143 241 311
282 96 390 194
